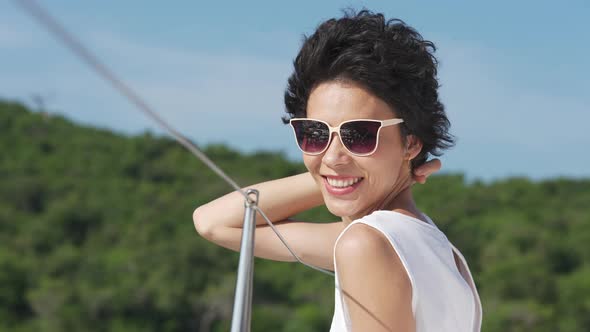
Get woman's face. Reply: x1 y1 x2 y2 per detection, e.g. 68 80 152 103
303 81 412 221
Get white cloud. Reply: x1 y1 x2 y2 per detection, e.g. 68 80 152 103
77 31 295 145
436 39 589 178
1 15 588 179
0 23 297 154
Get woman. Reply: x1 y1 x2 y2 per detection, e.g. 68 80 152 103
194 10 482 332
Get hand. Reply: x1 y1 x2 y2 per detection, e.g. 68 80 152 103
412 159 441 184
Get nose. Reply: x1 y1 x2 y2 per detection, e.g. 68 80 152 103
322 132 351 167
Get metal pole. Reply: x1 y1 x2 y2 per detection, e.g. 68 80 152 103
230 189 259 332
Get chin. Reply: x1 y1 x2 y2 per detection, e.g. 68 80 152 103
324 199 361 219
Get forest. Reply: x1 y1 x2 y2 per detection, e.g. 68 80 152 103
1 100 589 331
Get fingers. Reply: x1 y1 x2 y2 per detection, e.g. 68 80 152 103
412 159 442 184
415 158 441 176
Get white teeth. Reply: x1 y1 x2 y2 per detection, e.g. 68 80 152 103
326 177 362 188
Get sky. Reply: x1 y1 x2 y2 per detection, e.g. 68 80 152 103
1 0 589 181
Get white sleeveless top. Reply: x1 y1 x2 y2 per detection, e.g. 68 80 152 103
329 210 482 332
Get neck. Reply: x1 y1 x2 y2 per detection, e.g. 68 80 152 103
343 170 421 225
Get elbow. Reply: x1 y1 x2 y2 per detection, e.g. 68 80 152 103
192 206 215 240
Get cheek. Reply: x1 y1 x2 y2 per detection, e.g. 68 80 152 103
302 155 320 173
364 151 405 184
374 137 406 169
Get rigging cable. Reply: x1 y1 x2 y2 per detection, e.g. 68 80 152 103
14 0 334 277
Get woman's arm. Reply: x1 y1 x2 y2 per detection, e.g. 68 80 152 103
193 172 345 270
193 160 442 270
336 224 415 332
194 172 322 231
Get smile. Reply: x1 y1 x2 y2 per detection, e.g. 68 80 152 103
322 176 364 195
326 177 363 188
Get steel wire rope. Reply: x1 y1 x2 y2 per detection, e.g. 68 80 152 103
14 0 334 277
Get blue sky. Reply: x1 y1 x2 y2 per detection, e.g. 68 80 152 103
1 1 588 180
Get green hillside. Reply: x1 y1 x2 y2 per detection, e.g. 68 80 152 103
1 100 589 331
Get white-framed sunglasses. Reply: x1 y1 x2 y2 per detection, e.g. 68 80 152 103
289 118 404 156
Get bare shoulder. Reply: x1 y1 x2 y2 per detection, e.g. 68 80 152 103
335 223 414 331
335 223 395 261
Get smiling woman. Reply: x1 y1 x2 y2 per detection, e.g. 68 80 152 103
193 9 482 332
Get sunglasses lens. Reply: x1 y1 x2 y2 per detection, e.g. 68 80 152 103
291 120 330 153
340 121 380 155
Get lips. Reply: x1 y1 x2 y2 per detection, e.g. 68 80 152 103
325 177 362 188
322 175 364 195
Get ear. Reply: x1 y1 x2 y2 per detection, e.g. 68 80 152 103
405 135 423 161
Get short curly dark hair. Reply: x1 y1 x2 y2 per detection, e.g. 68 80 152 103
283 9 454 169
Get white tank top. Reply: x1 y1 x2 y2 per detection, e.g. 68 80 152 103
329 210 482 332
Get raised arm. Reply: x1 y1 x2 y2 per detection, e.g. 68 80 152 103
193 172 345 270
193 160 441 270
